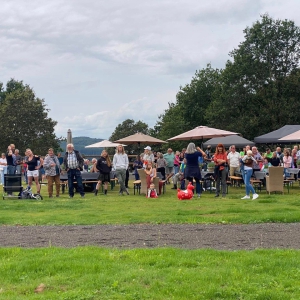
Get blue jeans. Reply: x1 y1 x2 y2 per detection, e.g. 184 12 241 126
7 165 16 175
67 169 85 197
244 169 255 196
174 165 179 175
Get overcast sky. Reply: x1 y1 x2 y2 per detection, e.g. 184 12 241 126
1 0 300 139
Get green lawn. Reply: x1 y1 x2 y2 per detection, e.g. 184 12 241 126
1 181 300 225
1 247 300 300
2 182 300 299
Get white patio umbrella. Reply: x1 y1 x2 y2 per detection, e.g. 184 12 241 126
85 140 126 148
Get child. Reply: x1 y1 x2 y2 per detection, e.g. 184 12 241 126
147 183 158 198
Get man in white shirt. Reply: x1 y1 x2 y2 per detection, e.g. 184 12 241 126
227 145 241 177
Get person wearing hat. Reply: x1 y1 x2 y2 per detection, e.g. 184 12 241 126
142 146 154 168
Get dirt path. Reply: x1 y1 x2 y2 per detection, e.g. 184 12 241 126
1 223 300 250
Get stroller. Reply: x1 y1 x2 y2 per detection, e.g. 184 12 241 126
19 186 43 200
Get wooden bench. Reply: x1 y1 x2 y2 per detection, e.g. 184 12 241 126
60 178 118 193
284 178 295 193
250 179 262 192
229 176 243 187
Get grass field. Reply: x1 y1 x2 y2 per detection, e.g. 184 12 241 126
1 181 300 299
1 181 300 225
1 247 300 300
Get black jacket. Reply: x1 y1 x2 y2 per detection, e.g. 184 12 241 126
63 150 84 171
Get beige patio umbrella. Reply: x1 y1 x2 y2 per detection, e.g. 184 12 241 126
85 140 126 148
278 130 300 142
114 132 167 145
168 126 239 141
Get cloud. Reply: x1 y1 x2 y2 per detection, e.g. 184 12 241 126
1 0 300 141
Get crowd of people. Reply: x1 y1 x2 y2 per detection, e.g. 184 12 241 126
1 142 298 199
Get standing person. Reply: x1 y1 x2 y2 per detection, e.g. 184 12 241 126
43 148 61 198
63 143 85 198
270 151 281 167
163 148 175 184
283 150 293 179
144 160 163 195
57 152 63 165
184 143 206 198
94 150 112 196
25 149 43 194
213 144 228 198
173 151 180 175
142 146 154 167
113 145 129 196
251 146 263 176
14 149 22 175
0 153 7 185
156 152 167 180
241 150 259 200
133 155 143 180
6 145 16 175
227 145 241 178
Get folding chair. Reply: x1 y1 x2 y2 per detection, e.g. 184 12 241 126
3 174 23 199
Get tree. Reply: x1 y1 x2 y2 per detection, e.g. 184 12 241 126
0 79 59 155
206 14 300 140
153 64 221 150
109 119 149 155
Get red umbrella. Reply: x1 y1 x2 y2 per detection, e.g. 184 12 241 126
168 126 238 141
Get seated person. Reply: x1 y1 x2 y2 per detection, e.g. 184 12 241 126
133 155 143 180
147 183 158 198
144 160 163 195
261 158 271 172
171 158 186 190
156 153 167 180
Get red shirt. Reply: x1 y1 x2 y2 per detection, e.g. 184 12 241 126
213 153 228 171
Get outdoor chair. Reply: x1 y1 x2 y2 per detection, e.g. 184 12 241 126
3 174 23 199
265 166 284 194
137 169 161 195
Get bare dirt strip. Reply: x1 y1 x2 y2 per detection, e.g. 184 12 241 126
1 223 300 250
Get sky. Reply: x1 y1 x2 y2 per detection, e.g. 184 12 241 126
1 0 300 139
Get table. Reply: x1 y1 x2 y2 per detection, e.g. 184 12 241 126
60 172 117 193
286 168 300 175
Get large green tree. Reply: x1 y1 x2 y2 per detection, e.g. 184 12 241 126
0 79 59 155
109 119 150 155
153 64 222 150
206 14 300 140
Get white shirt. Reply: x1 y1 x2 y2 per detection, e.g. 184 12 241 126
227 151 241 167
0 158 7 170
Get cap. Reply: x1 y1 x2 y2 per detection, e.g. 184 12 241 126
144 146 151 151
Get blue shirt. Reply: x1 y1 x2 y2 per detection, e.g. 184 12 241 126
185 152 203 167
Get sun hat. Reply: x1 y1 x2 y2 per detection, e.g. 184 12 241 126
144 146 151 151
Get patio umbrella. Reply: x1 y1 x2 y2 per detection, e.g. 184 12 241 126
85 140 126 148
168 126 238 141
114 132 167 145
278 130 300 142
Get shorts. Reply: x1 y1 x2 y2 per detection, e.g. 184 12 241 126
97 173 111 182
165 167 174 175
27 170 39 177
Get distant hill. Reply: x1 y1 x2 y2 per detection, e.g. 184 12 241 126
59 137 104 156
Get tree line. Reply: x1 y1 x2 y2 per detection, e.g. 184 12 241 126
110 14 300 152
